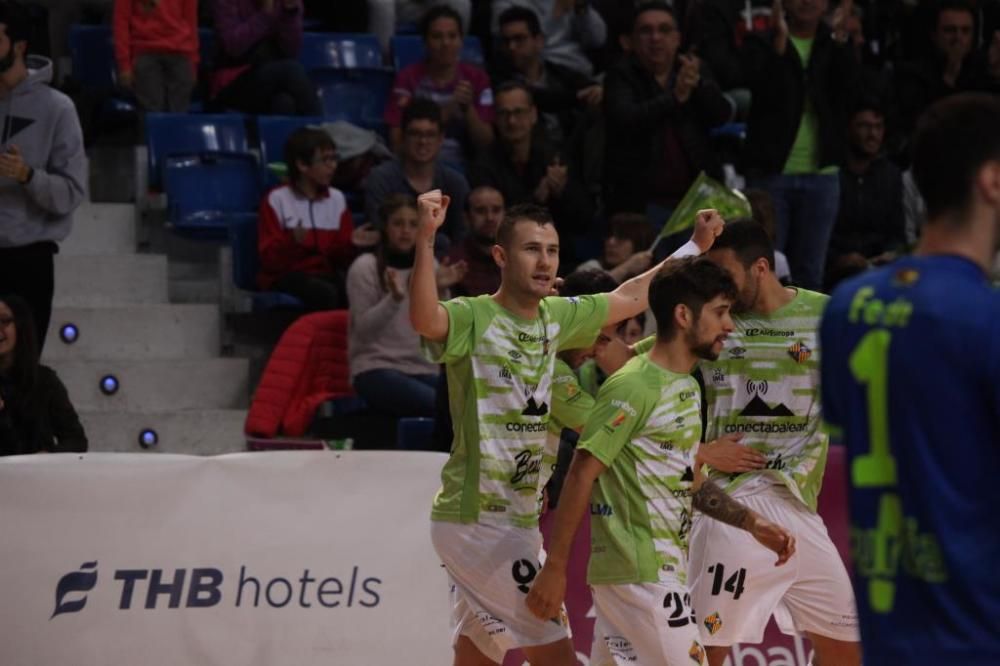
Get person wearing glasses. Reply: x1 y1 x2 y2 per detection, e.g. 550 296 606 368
366 98 470 245
602 2 730 232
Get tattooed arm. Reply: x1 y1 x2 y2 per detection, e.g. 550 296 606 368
692 478 797 565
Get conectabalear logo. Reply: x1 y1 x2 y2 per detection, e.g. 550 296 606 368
51 561 99 619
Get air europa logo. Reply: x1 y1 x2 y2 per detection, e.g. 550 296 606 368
51 561 99 619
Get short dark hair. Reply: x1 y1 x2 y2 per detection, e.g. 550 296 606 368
912 93 1000 222
494 80 535 105
496 203 554 248
0 1 30 46
561 268 619 297
420 4 463 39
0 293 39 394
498 6 542 36
709 220 776 271
632 1 677 31
377 192 417 228
850 95 887 120
284 127 335 185
608 213 655 251
648 258 737 341
934 0 976 26
401 97 444 132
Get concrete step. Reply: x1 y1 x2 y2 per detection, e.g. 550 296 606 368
60 202 136 256
54 254 169 307
169 278 221 304
43 304 221 361
78 409 248 455
50 358 250 412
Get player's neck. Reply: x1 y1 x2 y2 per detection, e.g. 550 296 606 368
648 338 697 375
492 287 540 320
752 275 796 315
916 214 997 273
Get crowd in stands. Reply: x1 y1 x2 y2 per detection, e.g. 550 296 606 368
4 0 1000 448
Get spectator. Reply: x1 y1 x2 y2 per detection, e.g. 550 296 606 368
367 98 469 242
491 0 607 77
471 81 593 268
603 2 731 225
447 185 504 296
684 0 752 116
368 0 470 57
826 100 906 289
112 0 198 112
0 0 87 351
738 0 858 291
346 194 466 421
575 213 656 283
895 0 989 144
492 5 601 145
257 128 362 310
210 0 321 116
385 5 493 168
0 294 87 456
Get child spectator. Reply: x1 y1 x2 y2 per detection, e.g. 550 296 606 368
257 128 362 309
346 194 466 420
113 0 198 112
211 0 320 115
384 5 494 168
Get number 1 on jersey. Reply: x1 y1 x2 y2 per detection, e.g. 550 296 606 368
849 330 897 487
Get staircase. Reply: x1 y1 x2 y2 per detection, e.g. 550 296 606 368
42 201 250 454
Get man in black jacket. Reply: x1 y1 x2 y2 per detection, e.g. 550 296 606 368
602 2 731 226
739 0 858 291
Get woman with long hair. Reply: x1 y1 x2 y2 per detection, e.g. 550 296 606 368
346 193 466 420
0 294 87 456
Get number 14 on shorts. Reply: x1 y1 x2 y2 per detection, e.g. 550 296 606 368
707 563 747 600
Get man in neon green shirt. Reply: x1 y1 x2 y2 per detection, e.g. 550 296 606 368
525 257 795 665
409 190 722 665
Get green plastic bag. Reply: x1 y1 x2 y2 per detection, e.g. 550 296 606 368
652 172 752 247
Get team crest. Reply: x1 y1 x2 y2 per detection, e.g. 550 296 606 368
566 384 578 398
611 412 626 427
893 268 920 286
703 612 723 635
787 341 811 363
689 641 706 664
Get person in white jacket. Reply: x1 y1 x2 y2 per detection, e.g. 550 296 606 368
0 0 87 351
346 193 467 419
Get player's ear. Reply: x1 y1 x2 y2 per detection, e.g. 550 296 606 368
975 159 1000 208
491 243 506 269
674 303 692 331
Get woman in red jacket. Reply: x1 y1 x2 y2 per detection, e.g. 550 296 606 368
257 127 372 310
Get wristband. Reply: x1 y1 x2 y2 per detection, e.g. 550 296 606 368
670 239 701 259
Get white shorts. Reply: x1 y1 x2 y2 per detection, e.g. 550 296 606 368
431 520 570 663
590 581 706 665
688 485 860 646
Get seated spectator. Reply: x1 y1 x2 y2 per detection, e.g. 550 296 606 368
603 3 730 225
895 0 990 146
826 100 906 290
257 128 362 310
447 185 504 296
471 81 592 268
0 294 87 456
575 213 655 283
491 0 607 77
739 0 858 291
384 5 493 168
368 0 470 57
366 98 469 243
346 194 466 420
210 0 321 115
112 0 198 112
492 5 601 146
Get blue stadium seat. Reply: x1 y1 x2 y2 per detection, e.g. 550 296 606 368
397 417 435 451
228 215 305 310
67 24 137 124
146 113 250 191
300 32 383 70
255 115 325 186
316 70 394 129
164 152 260 240
390 34 483 71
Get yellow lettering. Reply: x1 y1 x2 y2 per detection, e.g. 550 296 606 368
863 299 885 325
848 286 874 323
848 287 913 329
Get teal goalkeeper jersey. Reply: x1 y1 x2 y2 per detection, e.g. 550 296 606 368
424 294 608 528
579 354 702 586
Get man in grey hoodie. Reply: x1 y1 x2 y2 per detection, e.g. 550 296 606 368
0 0 87 350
